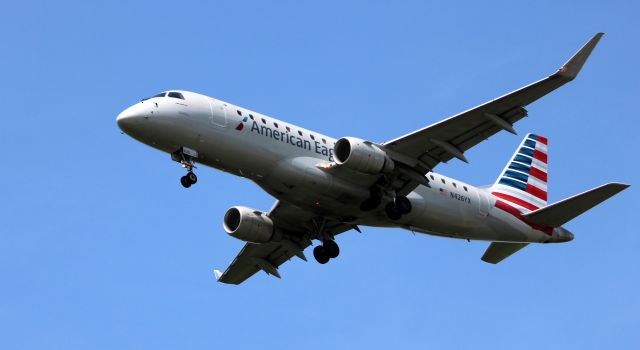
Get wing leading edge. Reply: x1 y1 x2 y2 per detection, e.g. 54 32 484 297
382 33 604 195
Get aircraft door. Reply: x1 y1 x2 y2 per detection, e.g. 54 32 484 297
209 99 227 127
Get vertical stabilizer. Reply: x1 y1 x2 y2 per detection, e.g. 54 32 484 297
491 133 549 212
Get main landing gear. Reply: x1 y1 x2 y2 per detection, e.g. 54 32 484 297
384 195 412 220
309 217 341 264
313 239 340 264
360 188 413 221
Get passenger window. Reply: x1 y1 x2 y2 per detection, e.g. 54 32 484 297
167 92 185 100
298 130 303 136
286 126 291 132
441 178 445 184
249 114 254 120
236 110 242 116
322 138 327 144
274 122 279 128
310 134 315 140
463 186 468 192
453 183 457 188
261 118 266 124
430 175 435 180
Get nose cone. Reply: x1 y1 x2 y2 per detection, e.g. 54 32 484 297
116 103 147 135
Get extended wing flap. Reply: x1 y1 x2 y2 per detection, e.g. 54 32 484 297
217 239 311 284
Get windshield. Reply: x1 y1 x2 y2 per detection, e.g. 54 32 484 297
167 92 185 100
142 92 166 101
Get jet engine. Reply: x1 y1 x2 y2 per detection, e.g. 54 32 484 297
223 206 279 243
334 137 394 174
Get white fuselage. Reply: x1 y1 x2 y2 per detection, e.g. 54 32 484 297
117 91 570 244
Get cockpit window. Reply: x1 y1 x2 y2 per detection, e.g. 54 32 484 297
168 92 185 100
142 92 166 101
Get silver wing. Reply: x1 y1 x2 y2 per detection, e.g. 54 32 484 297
377 33 602 195
215 200 353 285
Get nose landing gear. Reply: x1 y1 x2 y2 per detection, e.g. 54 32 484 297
180 172 198 188
172 147 199 188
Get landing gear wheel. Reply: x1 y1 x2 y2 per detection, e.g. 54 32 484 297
323 240 340 258
395 196 412 215
313 245 330 264
385 202 402 221
186 172 198 184
180 176 191 188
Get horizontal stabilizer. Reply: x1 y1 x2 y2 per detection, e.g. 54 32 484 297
523 183 630 227
481 242 529 264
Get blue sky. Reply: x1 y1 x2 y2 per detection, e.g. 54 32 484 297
1 1 638 349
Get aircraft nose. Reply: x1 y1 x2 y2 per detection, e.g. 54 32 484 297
116 104 146 134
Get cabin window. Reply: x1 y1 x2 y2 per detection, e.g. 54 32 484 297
310 134 315 140
453 183 457 188
167 92 185 100
236 110 242 116
463 186 468 192
261 118 266 124
298 130 303 136
286 126 291 132
429 175 434 180
441 178 445 184
249 114 254 120
322 138 327 144
274 122 279 128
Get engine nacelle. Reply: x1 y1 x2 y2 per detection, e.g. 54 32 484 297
223 206 278 243
334 137 394 174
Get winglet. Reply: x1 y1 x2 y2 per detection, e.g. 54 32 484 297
213 269 223 281
556 32 604 80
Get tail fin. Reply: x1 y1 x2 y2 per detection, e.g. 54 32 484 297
491 133 549 212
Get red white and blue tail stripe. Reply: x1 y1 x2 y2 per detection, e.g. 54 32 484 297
491 133 548 213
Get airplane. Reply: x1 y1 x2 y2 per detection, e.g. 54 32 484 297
117 33 628 284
